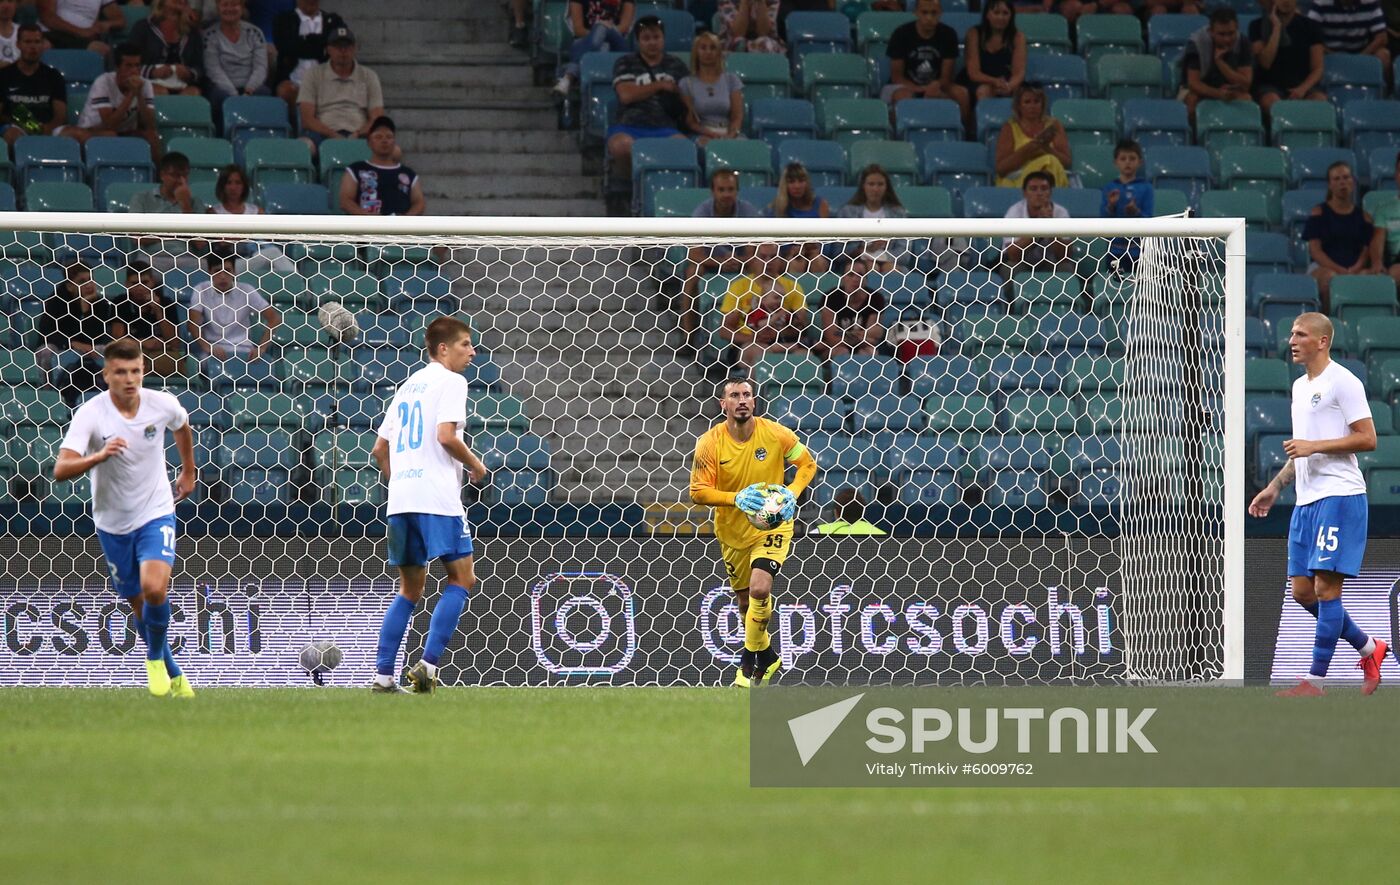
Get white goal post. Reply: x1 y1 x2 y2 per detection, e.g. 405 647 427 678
0 211 1245 685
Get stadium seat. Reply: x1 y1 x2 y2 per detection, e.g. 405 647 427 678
317 137 370 187
83 136 154 207
800 53 868 107
984 353 1061 392
310 428 378 477
8 426 66 477
1245 395 1291 445
1356 316 1400 365
14 136 83 191
907 355 980 398
154 95 216 141
1374 401 1398 434
765 393 850 432
1342 100 1400 165
227 392 320 430
1025 53 1088 103
1060 354 1122 395
1009 270 1081 317
261 182 330 215
271 310 326 347
703 139 772 189
309 266 383 312
1199 189 1270 230
222 95 293 161
922 392 999 433
856 10 914 58
969 96 1010 145
1019 14 1073 55
777 138 847 187
1071 144 1115 189
630 6 694 50
218 430 300 470
1002 393 1077 433
849 393 926 432
847 140 917 187
277 346 341 388
727 52 793 104
1269 100 1339 150
1076 14 1144 65
163 137 234 186
1216 146 1286 226
1287 147 1356 190
1051 186 1104 220
651 186 709 218
97 180 150 213
921 141 989 207
1322 54 1385 108
42 48 104 91
820 97 891 149
1245 316 1271 357
0 386 67 427
25 180 93 212
1251 272 1320 329
1052 99 1118 150
1120 98 1190 149
960 185 1020 219
894 99 962 154
244 138 315 192
1146 145 1211 207
807 431 881 505
1147 14 1207 55
631 138 698 216
468 393 529 433
983 467 1051 509
1195 100 1264 152
1358 436 1400 476
1369 469 1400 504
1376 358 1400 402
474 433 552 473
579 51 628 145
1330 276 1398 322
1362 144 1398 190
898 185 953 218
830 354 902 399
752 353 824 396
1245 357 1291 395
1095 54 1163 102
787 10 855 67
748 98 817 150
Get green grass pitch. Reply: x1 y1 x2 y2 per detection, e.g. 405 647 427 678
3 687 1397 883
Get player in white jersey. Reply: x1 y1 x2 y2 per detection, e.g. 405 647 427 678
368 316 487 693
1248 313 1388 695
54 338 197 697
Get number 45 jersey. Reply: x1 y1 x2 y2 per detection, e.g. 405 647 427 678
377 361 470 518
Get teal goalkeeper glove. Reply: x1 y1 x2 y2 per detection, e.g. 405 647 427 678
735 483 768 515
768 484 797 522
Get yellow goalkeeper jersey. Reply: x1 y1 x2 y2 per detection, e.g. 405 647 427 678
690 417 805 548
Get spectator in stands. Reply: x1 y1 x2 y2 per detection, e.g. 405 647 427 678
188 249 280 362
1250 0 1326 113
882 0 970 128
0 24 88 146
131 152 208 212
1001 170 1071 277
1307 0 1390 72
112 262 184 377
716 0 784 54
959 0 1025 102
298 25 384 160
677 168 761 349
210 163 263 214
38 0 123 55
817 257 887 361
1369 150 1400 285
1100 139 1153 270
509 0 530 49
1305 161 1378 312
340 115 424 216
838 164 908 265
0 0 20 67
38 262 115 404
129 0 205 96
1181 7 1255 125
76 44 161 159
553 0 634 96
604 15 689 196
203 0 270 121
719 242 809 369
994 82 1069 188
768 161 830 272
679 31 742 146
272 0 347 106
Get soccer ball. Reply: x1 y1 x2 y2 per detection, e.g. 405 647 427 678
747 488 788 531
300 640 343 676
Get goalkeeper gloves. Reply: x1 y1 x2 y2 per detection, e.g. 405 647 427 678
735 483 768 515
767 483 797 522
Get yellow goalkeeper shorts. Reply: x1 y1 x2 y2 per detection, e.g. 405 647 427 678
719 529 792 592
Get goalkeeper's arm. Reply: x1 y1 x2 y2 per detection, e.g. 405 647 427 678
689 438 735 507
786 448 817 500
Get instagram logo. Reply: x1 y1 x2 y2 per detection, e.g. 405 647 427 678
530 573 637 676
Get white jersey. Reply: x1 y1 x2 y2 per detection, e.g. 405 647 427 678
60 389 189 535
377 360 470 518
1291 360 1371 506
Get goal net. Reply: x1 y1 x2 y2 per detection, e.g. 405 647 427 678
0 212 1244 686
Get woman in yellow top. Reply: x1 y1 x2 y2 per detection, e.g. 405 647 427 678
718 242 809 368
994 83 1071 189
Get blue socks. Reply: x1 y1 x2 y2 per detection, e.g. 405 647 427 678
143 601 171 663
1300 600 1370 653
423 584 469 667
135 614 183 678
376 594 416 677
1310 598 1345 678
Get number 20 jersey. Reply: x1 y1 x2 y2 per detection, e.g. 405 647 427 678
377 360 471 518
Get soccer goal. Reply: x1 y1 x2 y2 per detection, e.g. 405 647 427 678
0 211 1245 686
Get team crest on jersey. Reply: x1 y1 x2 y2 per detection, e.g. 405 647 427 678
1310 393 1321 407
755 448 768 461
144 425 157 440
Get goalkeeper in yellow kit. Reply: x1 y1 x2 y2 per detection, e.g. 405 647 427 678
690 378 818 687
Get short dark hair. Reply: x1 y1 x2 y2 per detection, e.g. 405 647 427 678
634 14 664 32
124 259 151 280
1113 139 1143 160
717 377 757 399
1022 170 1054 190
425 316 472 356
65 261 90 282
159 152 190 174
114 42 143 62
205 248 236 270
1208 7 1237 26
709 167 738 188
16 23 42 40
104 338 143 362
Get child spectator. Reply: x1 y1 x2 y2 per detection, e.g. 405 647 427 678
1250 0 1325 113
679 30 743 146
882 0 970 127
1100 139 1153 271
1181 7 1255 124
994 82 1069 188
553 0 634 95
1305 161 1377 313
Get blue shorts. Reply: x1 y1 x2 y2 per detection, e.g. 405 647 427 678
387 513 474 568
606 124 682 141
1287 494 1368 578
96 514 177 599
